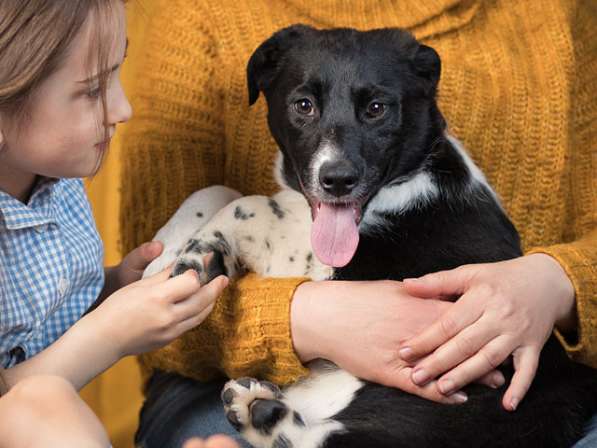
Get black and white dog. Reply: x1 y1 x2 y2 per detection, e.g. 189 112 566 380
144 26 597 448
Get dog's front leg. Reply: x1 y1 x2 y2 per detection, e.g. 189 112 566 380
143 186 242 278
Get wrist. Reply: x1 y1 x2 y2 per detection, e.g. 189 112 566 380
529 253 577 332
291 281 325 362
81 308 125 362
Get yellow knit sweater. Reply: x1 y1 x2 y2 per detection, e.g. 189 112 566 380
120 0 596 385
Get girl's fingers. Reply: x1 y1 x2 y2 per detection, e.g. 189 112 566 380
140 262 175 285
399 296 483 362
409 317 497 386
176 301 216 335
205 435 240 448
502 346 540 411
172 275 228 315
154 269 202 303
434 336 512 394
183 435 240 448
172 287 216 321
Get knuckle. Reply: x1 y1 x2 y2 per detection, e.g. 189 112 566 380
480 348 504 370
440 316 458 339
455 334 476 359
380 350 398 367
477 283 497 300
156 310 176 330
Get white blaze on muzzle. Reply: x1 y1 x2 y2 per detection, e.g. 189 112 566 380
309 141 360 267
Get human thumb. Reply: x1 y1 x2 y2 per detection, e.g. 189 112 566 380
402 266 473 300
124 241 164 271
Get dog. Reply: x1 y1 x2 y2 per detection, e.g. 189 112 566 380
144 25 597 448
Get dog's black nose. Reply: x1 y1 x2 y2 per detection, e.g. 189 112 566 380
319 160 359 197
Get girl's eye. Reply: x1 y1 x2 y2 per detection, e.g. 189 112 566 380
294 98 315 116
87 86 101 99
366 102 386 118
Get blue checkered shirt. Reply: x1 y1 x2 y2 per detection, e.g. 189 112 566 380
0 178 104 368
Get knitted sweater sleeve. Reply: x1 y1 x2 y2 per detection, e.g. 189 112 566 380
527 2 597 367
120 2 309 384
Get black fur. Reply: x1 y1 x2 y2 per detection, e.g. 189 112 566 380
247 24 597 447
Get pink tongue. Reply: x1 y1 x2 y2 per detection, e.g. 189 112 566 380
311 203 359 267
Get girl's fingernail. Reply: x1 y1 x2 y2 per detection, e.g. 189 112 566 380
438 378 455 395
450 391 468 404
399 347 412 359
412 369 429 385
510 397 519 411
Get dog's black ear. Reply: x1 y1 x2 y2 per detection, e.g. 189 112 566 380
412 44 441 95
247 24 313 106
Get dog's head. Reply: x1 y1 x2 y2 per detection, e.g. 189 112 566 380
248 25 445 267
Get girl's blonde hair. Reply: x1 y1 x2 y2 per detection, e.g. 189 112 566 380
0 0 125 168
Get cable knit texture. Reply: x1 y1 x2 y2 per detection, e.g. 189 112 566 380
120 0 596 385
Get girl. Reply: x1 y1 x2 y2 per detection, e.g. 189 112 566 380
0 1 236 447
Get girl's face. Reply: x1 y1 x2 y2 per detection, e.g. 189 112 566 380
0 2 131 197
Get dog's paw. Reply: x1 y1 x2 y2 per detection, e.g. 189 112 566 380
222 378 287 434
172 231 240 283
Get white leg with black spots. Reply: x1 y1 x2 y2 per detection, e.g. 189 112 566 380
143 186 242 278
171 190 331 283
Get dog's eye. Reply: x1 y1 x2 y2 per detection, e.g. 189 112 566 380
366 102 386 118
294 99 315 116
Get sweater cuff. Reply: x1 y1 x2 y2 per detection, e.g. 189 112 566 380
229 274 311 384
527 242 597 368
138 274 311 387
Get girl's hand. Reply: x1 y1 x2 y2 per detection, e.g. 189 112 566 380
399 254 576 411
94 266 229 357
116 241 164 288
183 436 239 448
291 280 504 405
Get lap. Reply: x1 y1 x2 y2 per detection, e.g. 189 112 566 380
135 371 250 448
573 413 597 448
137 371 597 448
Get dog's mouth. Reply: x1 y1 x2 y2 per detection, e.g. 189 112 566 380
310 199 362 268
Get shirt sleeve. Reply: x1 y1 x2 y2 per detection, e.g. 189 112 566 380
526 1 596 368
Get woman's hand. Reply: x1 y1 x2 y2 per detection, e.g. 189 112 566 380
291 280 504 405
399 254 576 411
92 266 229 358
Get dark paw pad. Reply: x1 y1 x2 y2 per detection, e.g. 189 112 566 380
221 387 237 406
250 399 288 435
236 377 256 389
226 409 242 431
171 260 203 277
205 250 227 282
